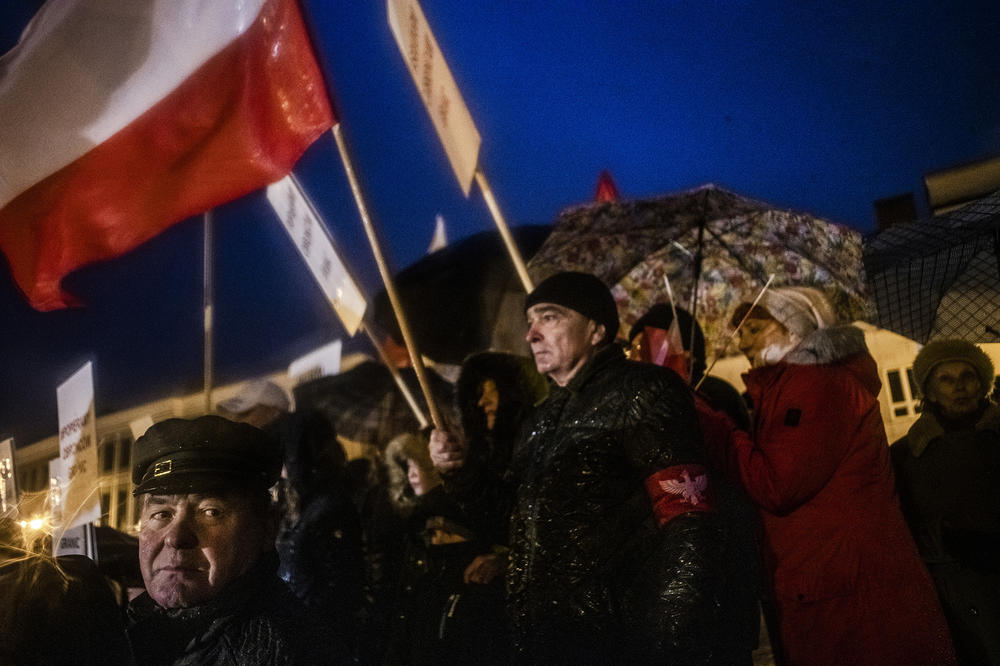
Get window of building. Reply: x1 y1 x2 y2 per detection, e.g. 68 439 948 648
118 435 133 471
100 436 116 474
116 489 128 531
100 491 111 526
886 367 921 418
907 368 922 408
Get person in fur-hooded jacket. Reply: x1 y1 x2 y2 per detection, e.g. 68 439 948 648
382 433 510 665
703 287 957 666
448 351 547 549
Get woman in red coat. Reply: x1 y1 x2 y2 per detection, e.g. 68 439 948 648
706 286 955 666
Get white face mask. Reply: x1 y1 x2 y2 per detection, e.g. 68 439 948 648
755 339 798 368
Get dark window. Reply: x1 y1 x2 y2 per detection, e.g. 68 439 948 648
116 489 128 530
118 435 133 471
100 438 115 474
100 491 111 524
907 368 921 400
887 370 905 403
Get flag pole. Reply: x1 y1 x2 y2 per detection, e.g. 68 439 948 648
474 168 534 293
386 0 532 294
331 123 445 429
694 274 775 392
203 210 214 414
361 322 429 430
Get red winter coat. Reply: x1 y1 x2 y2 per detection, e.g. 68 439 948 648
705 326 955 666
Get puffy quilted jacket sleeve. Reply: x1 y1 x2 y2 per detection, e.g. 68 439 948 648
728 364 858 514
621 367 725 662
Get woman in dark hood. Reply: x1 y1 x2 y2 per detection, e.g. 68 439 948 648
450 351 547 548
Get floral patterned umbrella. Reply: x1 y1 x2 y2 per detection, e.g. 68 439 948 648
527 184 874 357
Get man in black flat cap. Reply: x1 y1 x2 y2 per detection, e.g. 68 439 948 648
126 415 348 666
431 271 725 664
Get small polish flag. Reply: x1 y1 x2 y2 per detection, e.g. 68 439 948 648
641 317 690 382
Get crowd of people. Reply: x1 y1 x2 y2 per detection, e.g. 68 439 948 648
1 270 998 665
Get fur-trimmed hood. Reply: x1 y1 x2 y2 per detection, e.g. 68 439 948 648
783 324 868 366
383 432 440 513
747 324 881 400
455 351 547 440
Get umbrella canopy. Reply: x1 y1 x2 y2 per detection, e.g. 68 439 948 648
528 184 873 355
292 360 455 451
863 190 1000 344
371 225 551 364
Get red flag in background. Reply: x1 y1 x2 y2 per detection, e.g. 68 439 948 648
0 0 334 310
594 169 621 202
639 319 690 382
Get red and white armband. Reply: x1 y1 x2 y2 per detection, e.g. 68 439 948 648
644 464 717 527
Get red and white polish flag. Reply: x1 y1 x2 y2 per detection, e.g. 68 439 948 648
0 0 334 310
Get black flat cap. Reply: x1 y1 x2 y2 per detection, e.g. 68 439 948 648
131 416 281 496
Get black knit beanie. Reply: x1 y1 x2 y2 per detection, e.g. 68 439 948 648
525 271 619 343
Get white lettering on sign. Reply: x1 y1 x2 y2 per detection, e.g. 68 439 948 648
266 176 367 335
56 362 100 529
387 0 482 196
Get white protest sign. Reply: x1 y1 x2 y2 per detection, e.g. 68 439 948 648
267 175 367 336
288 339 343 386
388 0 482 196
0 437 17 517
56 361 101 529
55 522 99 560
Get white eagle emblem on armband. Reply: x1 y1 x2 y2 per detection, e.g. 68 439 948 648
659 470 708 506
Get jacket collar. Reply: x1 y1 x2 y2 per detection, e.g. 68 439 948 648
551 343 625 395
742 325 880 398
783 324 867 366
903 402 1000 457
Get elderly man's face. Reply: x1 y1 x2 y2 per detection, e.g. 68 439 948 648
138 490 272 608
525 303 603 387
926 360 983 420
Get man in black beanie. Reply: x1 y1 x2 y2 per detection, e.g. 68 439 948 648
431 271 725 664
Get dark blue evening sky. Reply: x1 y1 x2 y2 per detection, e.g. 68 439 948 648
1 0 998 445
